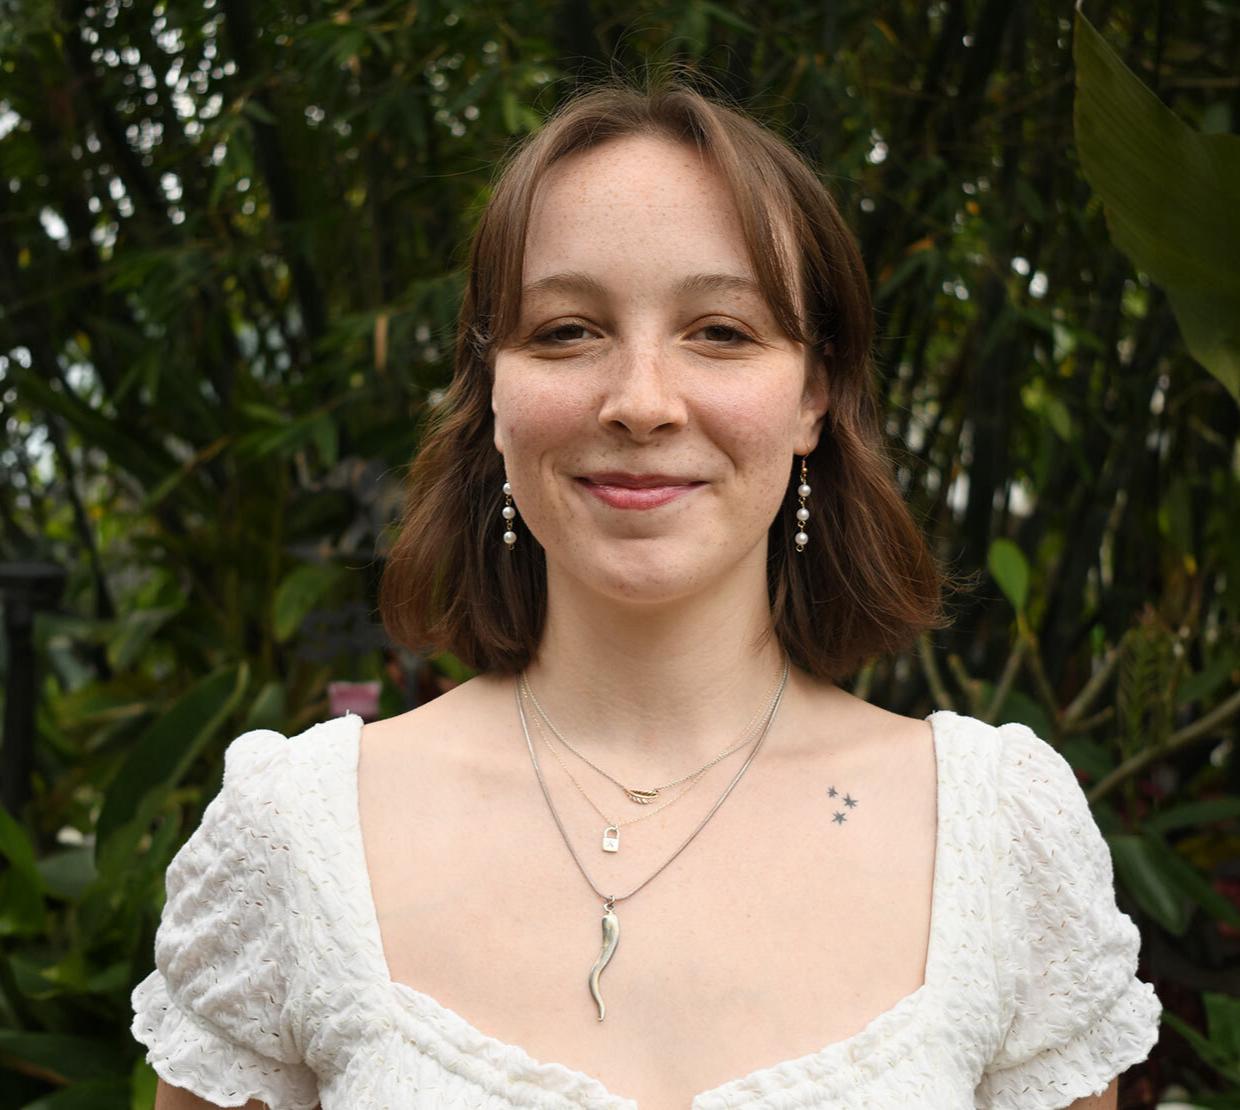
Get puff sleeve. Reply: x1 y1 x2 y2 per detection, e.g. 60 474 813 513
130 728 320 1110
974 722 1162 1108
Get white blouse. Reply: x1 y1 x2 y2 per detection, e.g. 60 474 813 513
130 708 1162 1109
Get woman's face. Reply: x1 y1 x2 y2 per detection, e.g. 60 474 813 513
491 133 829 604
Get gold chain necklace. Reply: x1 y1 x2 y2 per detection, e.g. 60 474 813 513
523 687 726 852
517 660 782 805
521 675 776 853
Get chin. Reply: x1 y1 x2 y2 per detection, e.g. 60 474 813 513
572 548 712 604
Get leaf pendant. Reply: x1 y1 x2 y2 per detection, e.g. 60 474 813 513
623 787 660 804
588 902 620 1021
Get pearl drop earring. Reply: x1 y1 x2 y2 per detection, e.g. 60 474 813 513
794 457 811 553
501 480 517 549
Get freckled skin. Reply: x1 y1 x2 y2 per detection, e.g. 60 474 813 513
491 133 829 610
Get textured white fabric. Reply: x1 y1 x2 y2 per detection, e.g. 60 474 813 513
129 728 321 1109
130 709 1162 1109
973 721 1164 1109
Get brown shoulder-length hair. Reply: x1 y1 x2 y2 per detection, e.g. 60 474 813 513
379 69 965 683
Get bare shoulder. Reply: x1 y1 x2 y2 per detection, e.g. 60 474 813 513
841 696 935 780
359 672 504 747
845 696 933 745
833 685 932 741
356 671 518 786
788 677 932 760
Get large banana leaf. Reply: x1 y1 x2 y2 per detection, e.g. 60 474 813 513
1073 3 1240 402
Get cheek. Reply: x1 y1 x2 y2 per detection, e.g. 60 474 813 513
701 390 797 467
496 374 591 460
696 394 800 515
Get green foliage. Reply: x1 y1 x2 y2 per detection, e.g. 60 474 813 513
1073 5 1240 400
987 537 1029 613
0 0 1236 1105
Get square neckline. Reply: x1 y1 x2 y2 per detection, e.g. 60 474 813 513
341 708 955 1108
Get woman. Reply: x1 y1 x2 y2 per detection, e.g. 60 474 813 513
131 75 1162 1110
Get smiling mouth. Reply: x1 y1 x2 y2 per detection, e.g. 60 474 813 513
575 477 705 510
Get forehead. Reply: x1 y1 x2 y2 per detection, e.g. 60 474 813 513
522 134 756 283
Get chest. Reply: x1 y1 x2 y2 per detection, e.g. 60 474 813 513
357 714 938 1109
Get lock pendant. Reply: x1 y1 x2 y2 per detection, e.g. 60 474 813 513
602 825 620 852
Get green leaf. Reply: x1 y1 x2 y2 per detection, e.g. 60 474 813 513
233 409 336 461
273 563 347 643
1155 847 1240 928
94 663 250 857
1179 648 1240 705
0 1030 127 1082
17 1077 131 1109
309 411 339 468
140 436 230 513
13 370 183 492
1202 992 1240 1072
1159 999 1237 1081
1073 4 1240 401
35 845 97 901
0 807 46 937
240 680 288 733
1113 828 1240 936
501 88 520 135
698 0 758 33
874 249 935 302
240 97 278 125
987 538 1030 612
1146 797 1240 834
106 604 184 672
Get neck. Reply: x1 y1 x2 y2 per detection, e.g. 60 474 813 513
518 560 814 783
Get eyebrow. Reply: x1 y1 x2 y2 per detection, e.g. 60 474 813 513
521 270 767 302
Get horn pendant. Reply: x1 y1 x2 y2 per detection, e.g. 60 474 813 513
588 903 620 1021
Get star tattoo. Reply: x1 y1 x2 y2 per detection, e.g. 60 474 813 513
827 785 858 825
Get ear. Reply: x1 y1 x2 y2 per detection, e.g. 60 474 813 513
491 391 504 456
797 348 830 455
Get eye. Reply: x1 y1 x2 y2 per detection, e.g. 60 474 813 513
694 322 755 346
532 322 593 345
529 320 757 347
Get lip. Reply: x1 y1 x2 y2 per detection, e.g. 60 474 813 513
576 477 704 510
581 472 700 487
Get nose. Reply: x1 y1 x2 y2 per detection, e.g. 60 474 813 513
595 342 689 439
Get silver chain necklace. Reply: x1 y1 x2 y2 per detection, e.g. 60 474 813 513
520 660 785 853
514 652 791 1021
